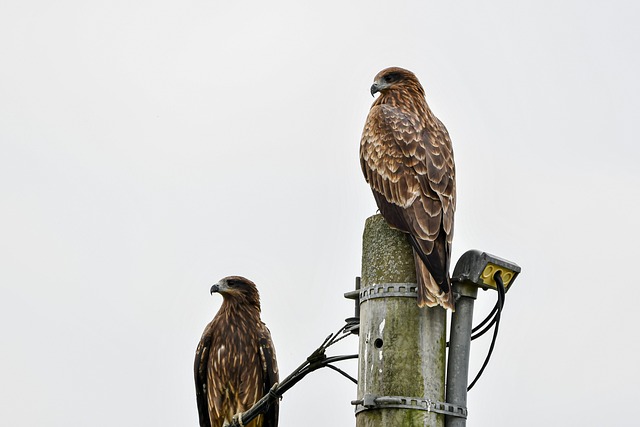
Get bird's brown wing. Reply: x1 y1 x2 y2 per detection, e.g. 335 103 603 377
361 104 455 304
411 115 456 287
258 326 279 427
194 324 214 427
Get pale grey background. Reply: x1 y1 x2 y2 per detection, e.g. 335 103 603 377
1 1 639 426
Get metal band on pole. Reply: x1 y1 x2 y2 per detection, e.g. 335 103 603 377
353 394 467 418
358 282 418 303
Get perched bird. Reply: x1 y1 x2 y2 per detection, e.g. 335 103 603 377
360 67 456 310
195 276 279 427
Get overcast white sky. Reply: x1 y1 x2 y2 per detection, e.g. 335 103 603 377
2 1 639 426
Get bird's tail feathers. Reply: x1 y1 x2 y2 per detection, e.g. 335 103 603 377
414 251 455 311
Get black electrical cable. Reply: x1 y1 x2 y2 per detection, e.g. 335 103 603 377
325 364 358 384
470 284 507 339
470 309 499 341
467 270 505 391
471 304 498 334
446 282 504 347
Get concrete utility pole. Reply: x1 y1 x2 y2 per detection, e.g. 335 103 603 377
354 215 446 427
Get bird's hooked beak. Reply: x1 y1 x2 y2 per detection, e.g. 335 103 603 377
371 78 392 96
370 83 380 97
210 281 227 295
370 78 392 97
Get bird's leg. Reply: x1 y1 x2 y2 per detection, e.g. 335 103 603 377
231 413 245 427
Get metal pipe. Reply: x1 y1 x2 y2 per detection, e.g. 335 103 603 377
445 282 478 427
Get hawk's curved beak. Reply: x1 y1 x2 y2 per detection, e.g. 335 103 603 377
210 284 220 294
370 83 380 97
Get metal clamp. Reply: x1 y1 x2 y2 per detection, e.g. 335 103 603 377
359 283 418 303
351 394 467 419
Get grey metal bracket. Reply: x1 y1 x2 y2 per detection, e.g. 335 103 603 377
452 249 521 292
358 283 418 303
351 394 467 419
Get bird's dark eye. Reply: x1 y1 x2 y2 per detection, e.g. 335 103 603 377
227 280 236 287
384 74 396 83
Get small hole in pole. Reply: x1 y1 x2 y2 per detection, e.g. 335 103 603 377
374 338 383 348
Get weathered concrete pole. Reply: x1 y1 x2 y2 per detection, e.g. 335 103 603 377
355 215 446 427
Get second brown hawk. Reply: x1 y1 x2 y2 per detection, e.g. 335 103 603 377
360 67 456 310
194 276 279 427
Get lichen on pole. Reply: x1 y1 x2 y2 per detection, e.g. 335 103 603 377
356 214 446 427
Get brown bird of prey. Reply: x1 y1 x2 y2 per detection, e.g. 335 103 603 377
195 276 279 427
360 67 456 310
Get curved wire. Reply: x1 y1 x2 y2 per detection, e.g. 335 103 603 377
470 312 498 341
227 323 357 427
467 271 505 391
325 364 358 384
472 304 498 334
446 284 505 347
